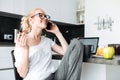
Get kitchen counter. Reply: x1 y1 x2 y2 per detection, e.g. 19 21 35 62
87 55 120 65
53 54 120 65
52 54 120 80
81 55 120 80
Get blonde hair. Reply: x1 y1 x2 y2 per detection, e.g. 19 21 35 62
20 8 44 32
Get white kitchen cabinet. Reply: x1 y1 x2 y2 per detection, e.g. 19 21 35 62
0 0 13 13
0 0 24 15
23 0 77 24
0 0 78 24
0 47 14 68
12 0 24 15
81 63 106 80
0 47 15 80
106 65 120 80
0 69 15 80
81 62 120 80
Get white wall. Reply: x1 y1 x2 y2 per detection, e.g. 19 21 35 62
85 0 120 46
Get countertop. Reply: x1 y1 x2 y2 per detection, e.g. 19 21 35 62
52 54 120 65
87 55 120 65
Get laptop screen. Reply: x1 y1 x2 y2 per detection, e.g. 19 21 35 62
79 37 99 54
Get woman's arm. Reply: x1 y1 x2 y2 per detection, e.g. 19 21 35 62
46 23 68 55
53 31 68 55
15 32 29 78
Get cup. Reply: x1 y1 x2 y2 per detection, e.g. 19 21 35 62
108 44 120 55
83 45 92 62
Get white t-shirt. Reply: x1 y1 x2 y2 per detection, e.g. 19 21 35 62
14 36 57 80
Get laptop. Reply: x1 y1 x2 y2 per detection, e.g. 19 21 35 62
79 37 99 54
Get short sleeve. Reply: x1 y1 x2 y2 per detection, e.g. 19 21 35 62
50 39 55 47
44 36 55 47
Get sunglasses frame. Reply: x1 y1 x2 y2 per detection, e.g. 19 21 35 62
31 13 50 20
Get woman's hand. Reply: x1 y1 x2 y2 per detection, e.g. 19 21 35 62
16 32 29 49
45 22 60 34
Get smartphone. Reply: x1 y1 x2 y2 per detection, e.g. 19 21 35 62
46 22 52 30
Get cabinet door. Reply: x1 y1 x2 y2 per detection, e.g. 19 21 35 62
81 63 106 80
13 0 24 14
0 0 24 14
0 69 15 80
106 65 120 80
0 0 13 13
0 47 14 69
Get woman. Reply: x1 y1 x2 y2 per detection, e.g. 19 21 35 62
14 8 83 80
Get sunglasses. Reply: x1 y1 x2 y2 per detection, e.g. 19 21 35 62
31 13 50 20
